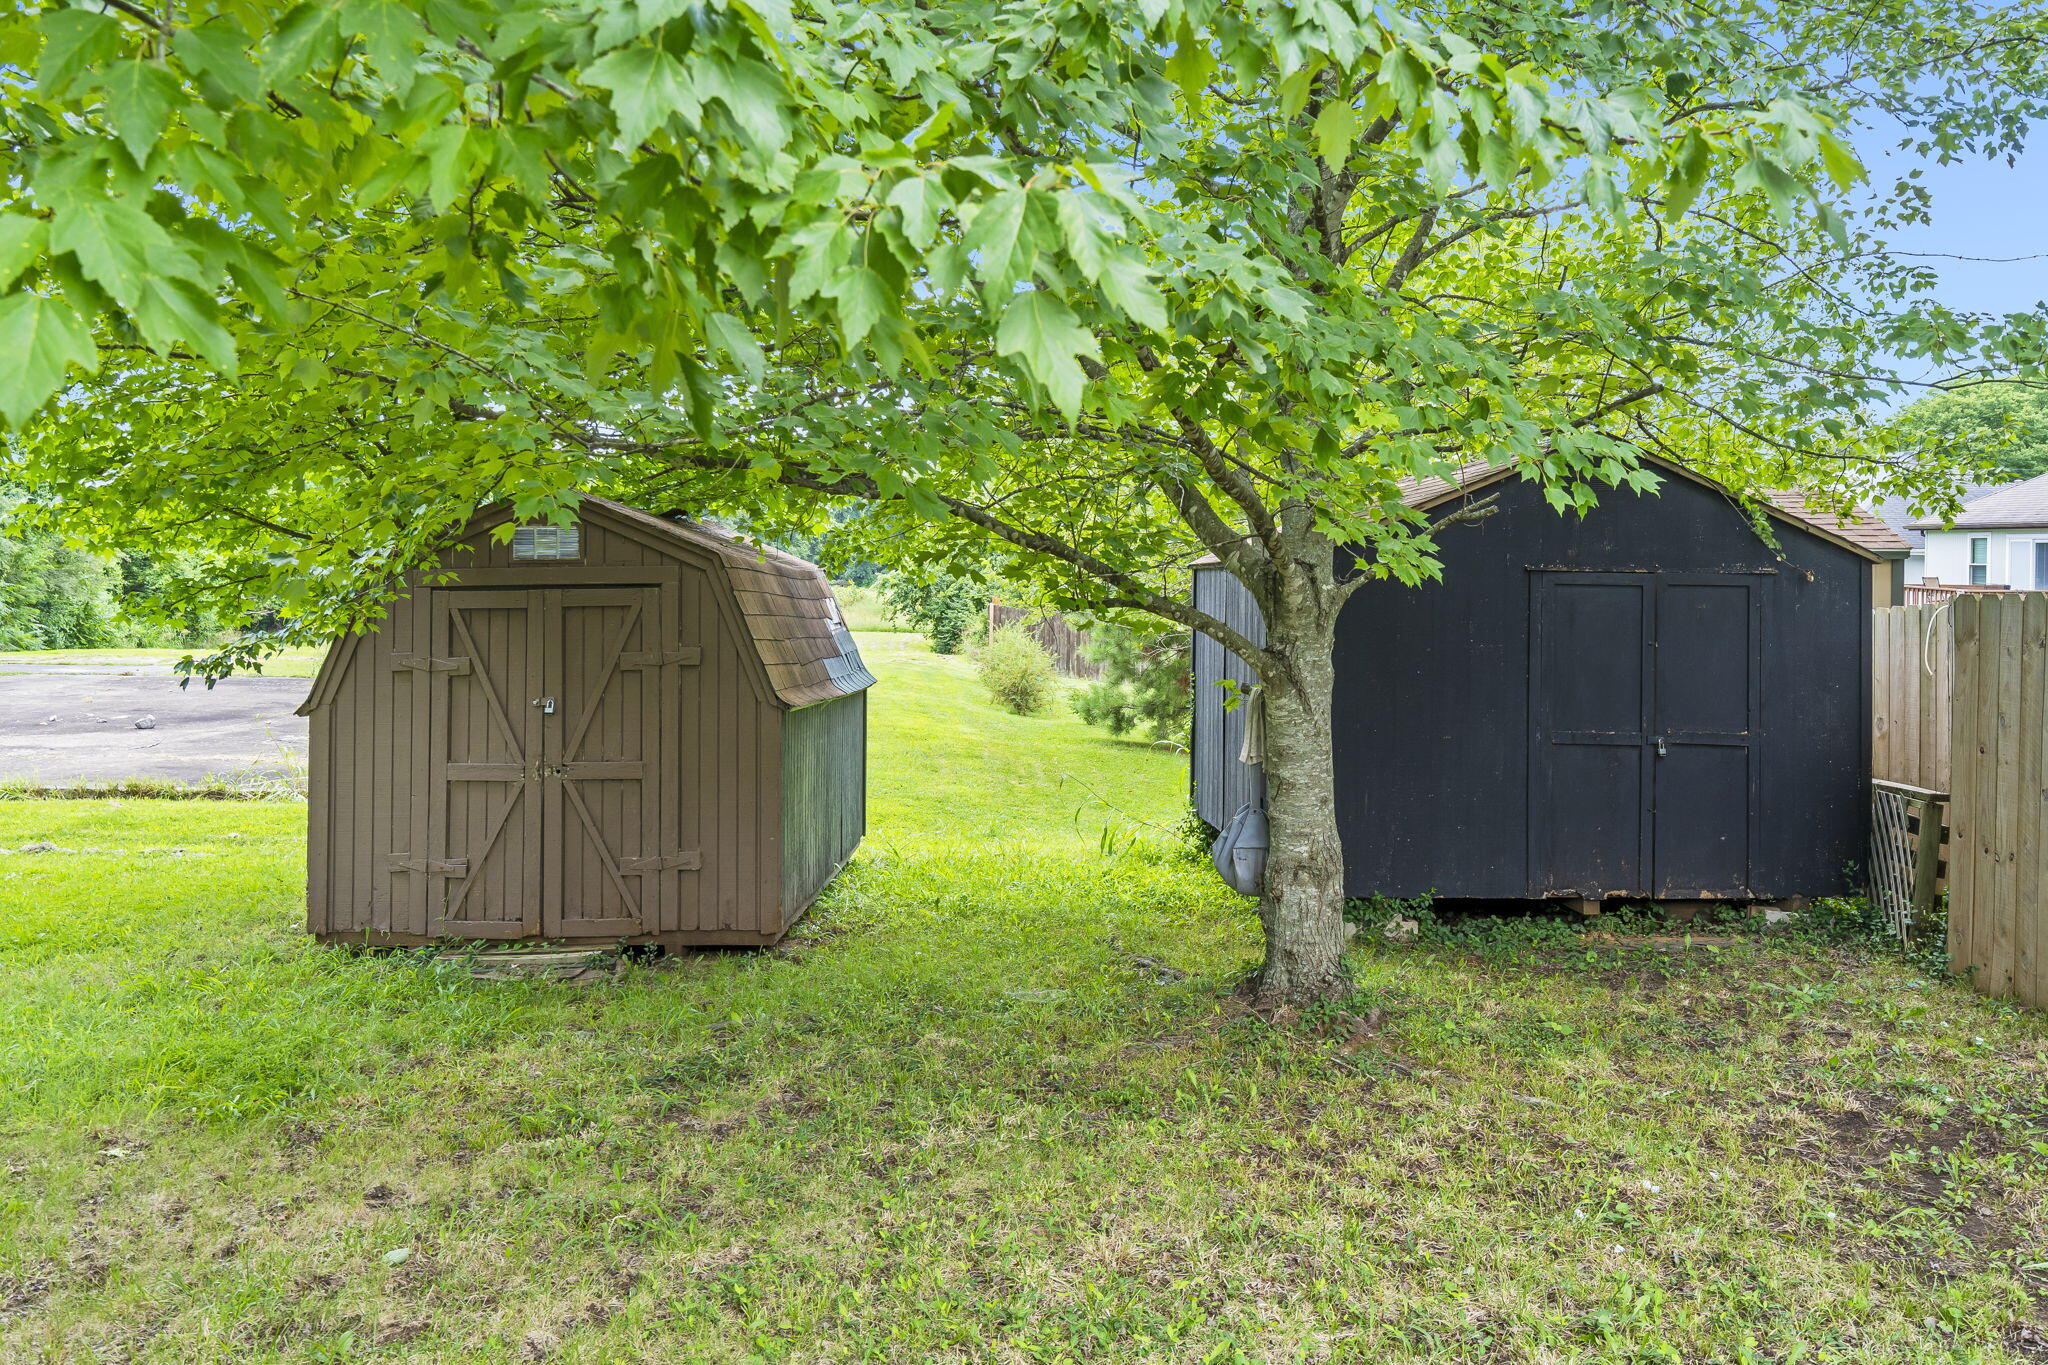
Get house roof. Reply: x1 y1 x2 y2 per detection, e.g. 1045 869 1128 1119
1754 490 1913 556
1906 470 2048 532
1873 484 2006 550
301 498 872 715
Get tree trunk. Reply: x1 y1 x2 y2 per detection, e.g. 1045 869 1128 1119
1245 574 1350 1008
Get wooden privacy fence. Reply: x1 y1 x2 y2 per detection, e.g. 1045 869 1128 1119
988 603 1102 680
1948 593 2048 1007
1873 601 1954 791
1878 595 2048 1007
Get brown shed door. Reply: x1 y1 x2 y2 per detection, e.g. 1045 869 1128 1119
427 587 677 940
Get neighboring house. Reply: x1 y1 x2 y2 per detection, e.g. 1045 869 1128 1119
1907 471 2048 589
1873 482 2007 586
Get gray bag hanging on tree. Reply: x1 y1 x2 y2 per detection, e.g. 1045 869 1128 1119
1210 803 1269 896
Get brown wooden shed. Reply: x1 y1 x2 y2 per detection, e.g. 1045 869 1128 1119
299 497 873 948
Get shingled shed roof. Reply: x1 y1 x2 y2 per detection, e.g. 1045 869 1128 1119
1394 455 1905 560
581 497 874 708
1755 490 1911 554
1191 454 1905 566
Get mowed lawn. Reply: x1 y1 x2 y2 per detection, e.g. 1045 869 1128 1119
1 636 2045 1362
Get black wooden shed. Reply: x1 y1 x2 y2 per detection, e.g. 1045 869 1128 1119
300 497 872 948
1192 456 1910 906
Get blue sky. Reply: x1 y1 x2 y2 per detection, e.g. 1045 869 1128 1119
1856 126 2048 320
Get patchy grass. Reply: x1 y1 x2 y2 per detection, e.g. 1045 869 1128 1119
0 647 327 678
1 640 2046 1361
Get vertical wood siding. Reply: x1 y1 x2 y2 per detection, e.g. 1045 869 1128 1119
779 693 867 923
309 503 857 945
1946 593 2048 1008
987 603 1103 679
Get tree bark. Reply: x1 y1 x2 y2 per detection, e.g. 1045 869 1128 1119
1242 535 1351 1008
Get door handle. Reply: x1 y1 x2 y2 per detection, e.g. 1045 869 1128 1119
532 696 555 714
1655 736 1668 757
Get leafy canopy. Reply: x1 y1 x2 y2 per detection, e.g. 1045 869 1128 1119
1886 384 2048 484
2 0 2044 664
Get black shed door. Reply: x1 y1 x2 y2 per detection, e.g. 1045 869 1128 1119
1530 572 1761 898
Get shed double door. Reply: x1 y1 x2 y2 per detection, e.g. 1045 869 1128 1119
1530 571 1762 898
424 587 681 939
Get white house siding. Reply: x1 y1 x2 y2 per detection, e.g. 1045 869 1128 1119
1922 527 2048 588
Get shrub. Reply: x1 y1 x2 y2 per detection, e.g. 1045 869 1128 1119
876 572 987 655
977 623 1056 715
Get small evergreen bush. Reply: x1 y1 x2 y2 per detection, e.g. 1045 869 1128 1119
976 622 1056 715
1071 624 1191 745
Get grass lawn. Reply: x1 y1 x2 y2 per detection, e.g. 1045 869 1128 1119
2 636 2046 1362
0 647 328 678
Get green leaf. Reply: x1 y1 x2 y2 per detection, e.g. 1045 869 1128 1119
1662 127 1713 219
343 0 426 96
828 266 892 348
261 2 339 85
0 291 97 427
698 54 789 151
886 176 942 251
50 197 201 312
37 8 120 97
584 46 697 145
0 215 46 291
1313 100 1359 166
964 189 1029 294
170 24 266 104
1818 132 1863 191
100 60 180 166
996 291 1100 423
132 278 238 373
417 125 472 212
1165 19 1215 103
1097 252 1167 332
1054 194 1112 281
707 312 765 384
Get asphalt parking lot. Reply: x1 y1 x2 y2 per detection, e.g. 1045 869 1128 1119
0 664 310 786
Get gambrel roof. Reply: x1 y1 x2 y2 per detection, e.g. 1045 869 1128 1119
590 498 875 708
300 497 872 715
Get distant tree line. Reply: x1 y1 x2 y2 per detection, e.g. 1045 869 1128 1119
0 490 225 650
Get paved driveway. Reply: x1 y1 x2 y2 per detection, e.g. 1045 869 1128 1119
0 668 310 785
